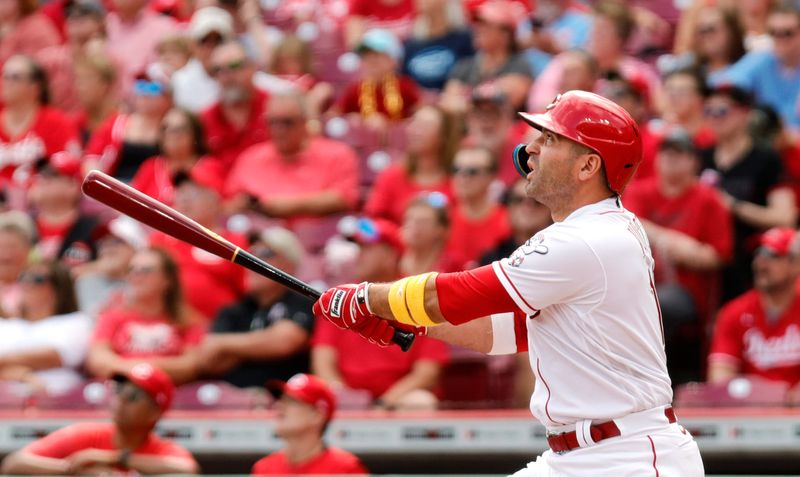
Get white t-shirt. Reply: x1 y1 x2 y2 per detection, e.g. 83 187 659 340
491 198 672 428
0 312 92 395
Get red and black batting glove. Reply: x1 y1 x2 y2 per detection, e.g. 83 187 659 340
355 315 395 347
313 283 372 331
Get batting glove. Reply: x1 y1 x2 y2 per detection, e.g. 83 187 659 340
313 282 372 331
355 315 395 347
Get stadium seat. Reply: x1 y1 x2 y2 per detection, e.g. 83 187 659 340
171 382 270 410
674 376 790 407
33 381 111 410
333 387 373 410
440 347 517 409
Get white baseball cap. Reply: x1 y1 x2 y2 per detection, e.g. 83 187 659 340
189 7 234 40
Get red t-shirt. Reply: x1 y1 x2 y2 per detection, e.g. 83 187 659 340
336 76 420 120
92 308 205 358
130 156 224 204
364 163 452 224
0 106 80 184
709 288 800 386
624 178 733 320
84 112 127 174
201 89 270 174
150 231 246 322
446 205 511 269
23 422 195 468
312 319 449 398
251 447 367 475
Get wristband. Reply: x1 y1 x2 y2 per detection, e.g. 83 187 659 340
388 277 415 325
406 272 438 327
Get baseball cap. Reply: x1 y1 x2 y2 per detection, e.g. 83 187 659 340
65 0 105 18
34 153 83 181
267 374 336 421
113 363 175 413
758 227 798 257
356 29 403 61
189 6 234 41
473 0 522 29
658 128 696 154
253 226 305 266
92 216 148 249
350 217 404 254
707 83 753 107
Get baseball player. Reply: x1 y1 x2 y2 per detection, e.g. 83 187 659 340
313 90 705 476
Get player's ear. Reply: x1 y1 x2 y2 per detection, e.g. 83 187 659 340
576 152 604 184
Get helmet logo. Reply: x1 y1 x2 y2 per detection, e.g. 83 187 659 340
545 94 561 110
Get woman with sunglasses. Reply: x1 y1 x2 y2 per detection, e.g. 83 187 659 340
364 105 461 224
86 247 204 385
0 261 91 395
130 108 220 204
84 70 172 182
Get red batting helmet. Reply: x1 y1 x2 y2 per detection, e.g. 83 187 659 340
515 90 643 194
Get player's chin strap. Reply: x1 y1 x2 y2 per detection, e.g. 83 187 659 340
388 272 440 327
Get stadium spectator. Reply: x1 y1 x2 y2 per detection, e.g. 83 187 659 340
334 28 421 126
312 217 449 410
35 0 107 114
74 217 145 318
700 84 796 300
446 145 510 268
131 108 216 204
153 35 192 79
656 68 716 148
84 70 171 182
708 227 800 389
172 6 232 113
0 362 199 475
399 193 462 275
0 260 90 395
0 55 81 199
268 35 333 120
625 128 733 384
199 227 313 388
86 247 205 385
72 52 119 145
0 0 60 65
0 211 35 317
226 91 359 253
28 154 101 267
465 83 529 186
201 40 270 173
105 0 178 93
479 178 551 265
364 104 459 224
252 374 367 475
345 0 415 48
151 166 245 322
442 0 532 112
518 0 592 57
718 5 800 131
402 0 473 91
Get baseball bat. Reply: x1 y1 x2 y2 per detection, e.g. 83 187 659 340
81 170 415 352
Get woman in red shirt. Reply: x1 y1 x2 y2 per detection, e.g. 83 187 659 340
86 247 204 385
364 105 461 223
131 108 219 205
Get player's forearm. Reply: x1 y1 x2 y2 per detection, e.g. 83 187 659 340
367 280 447 325
126 454 199 475
732 189 796 229
0 452 70 475
0 348 62 371
261 191 351 217
426 318 494 354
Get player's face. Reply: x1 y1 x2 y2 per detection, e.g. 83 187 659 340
273 395 324 438
523 129 580 207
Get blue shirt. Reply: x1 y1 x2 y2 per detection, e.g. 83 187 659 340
403 29 474 90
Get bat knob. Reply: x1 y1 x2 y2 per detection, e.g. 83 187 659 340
392 329 415 352
513 143 532 178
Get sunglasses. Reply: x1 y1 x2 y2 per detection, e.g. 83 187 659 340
211 59 246 77
267 117 304 128
768 28 799 39
115 384 149 403
3 72 31 83
161 124 191 135
704 105 731 118
134 80 166 96
452 166 491 177
696 24 719 36
19 272 51 285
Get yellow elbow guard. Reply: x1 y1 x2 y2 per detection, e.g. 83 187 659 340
387 272 439 327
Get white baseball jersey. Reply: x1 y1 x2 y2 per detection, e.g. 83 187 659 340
491 197 672 428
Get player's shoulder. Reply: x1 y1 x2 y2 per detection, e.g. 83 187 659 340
718 289 761 318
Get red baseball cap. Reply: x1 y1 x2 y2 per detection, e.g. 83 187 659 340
759 227 797 256
353 217 404 254
113 363 175 413
268 374 336 421
35 153 83 181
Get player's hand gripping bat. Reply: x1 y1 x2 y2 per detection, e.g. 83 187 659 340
81 170 415 352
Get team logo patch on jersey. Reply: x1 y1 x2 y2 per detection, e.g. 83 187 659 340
508 235 549 267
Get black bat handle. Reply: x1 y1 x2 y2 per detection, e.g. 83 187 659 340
234 250 415 352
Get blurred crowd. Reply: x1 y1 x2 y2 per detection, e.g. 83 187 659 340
0 0 800 415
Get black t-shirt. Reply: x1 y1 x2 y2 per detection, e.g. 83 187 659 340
211 292 314 388
403 29 474 90
479 236 521 266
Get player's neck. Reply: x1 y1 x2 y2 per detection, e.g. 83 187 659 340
549 188 614 222
282 435 325 465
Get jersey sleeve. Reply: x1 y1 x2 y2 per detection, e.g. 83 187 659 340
708 303 745 366
22 423 100 458
491 229 603 315
488 310 529 355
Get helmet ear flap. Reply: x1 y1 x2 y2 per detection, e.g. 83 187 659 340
513 144 531 177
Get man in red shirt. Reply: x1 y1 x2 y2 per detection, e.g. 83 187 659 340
226 91 359 253
201 40 269 174
313 217 449 410
0 362 199 475
252 373 367 475
709 228 800 389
